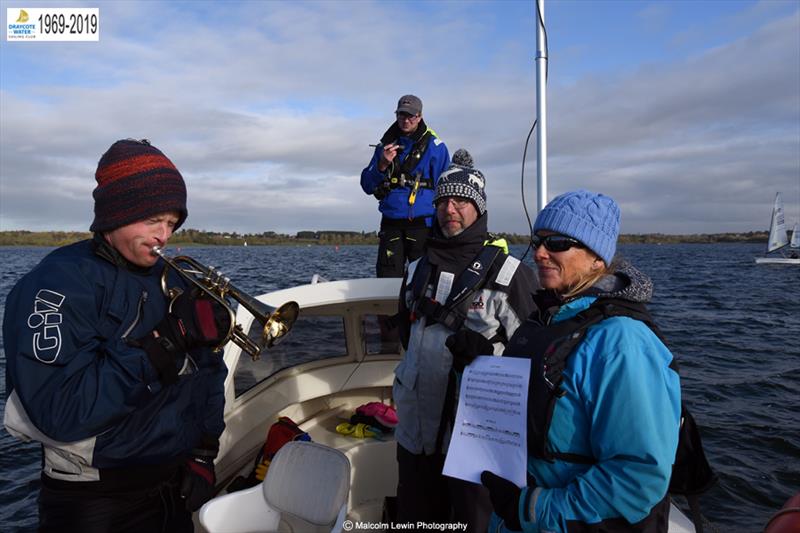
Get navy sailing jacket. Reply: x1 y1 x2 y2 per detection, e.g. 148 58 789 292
3 239 227 482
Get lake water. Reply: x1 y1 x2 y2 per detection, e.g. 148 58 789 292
1 243 798 532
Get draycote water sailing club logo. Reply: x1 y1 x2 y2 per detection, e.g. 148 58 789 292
6 7 100 41
7 8 34 38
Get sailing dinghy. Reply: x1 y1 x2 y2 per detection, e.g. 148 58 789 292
755 193 800 265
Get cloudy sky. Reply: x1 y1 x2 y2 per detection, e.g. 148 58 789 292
1 0 798 235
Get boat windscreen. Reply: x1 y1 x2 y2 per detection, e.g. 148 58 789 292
234 314 347 397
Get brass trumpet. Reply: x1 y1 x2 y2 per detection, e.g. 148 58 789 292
152 247 299 361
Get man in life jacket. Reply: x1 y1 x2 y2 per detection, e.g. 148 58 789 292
392 150 537 531
360 94 450 277
3 139 230 531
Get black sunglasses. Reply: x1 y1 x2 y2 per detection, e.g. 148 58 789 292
531 234 585 253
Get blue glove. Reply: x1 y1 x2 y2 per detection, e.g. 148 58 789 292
181 449 217 512
481 470 522 531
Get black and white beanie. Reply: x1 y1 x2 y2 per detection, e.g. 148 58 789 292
433 149 487 215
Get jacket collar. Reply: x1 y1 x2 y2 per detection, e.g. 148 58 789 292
380 118 429 145
92 233 153 274
425 213 489 274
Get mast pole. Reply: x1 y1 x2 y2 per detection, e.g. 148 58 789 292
536 0 548 213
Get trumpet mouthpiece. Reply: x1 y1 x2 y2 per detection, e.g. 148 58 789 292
151 246 164 256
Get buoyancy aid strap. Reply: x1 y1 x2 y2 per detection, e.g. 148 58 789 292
445 244 503 308
541 298 665 397
522 298 662 463
408 257 433 323
416 297 465 331
408 243 504 330
389 129 434 188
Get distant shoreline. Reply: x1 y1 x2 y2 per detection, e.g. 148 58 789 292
0 230 770 247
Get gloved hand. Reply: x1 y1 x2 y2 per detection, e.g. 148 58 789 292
446 329 495 372
133 288 231 385
373 180 391 200
181 451 217 512
481 470 522 531
155 288 232 353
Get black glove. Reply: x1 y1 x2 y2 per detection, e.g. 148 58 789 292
133 288 231 385
373 180 391 200
446 329 495 372
155 288 232 353
481 470 522 531
181 450 217 512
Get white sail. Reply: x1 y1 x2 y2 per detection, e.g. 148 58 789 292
790 222 799 249
766 192 789 253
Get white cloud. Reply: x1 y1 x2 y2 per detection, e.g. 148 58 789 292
1 2 798 234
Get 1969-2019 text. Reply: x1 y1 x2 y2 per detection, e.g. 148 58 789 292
38 12 98 35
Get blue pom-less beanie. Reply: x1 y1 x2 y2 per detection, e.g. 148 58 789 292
533 189 620 265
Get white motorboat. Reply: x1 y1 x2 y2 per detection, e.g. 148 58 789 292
197 1 700 530
195 276 698 533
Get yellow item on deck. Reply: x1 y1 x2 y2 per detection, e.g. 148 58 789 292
335 422 381 439
254 459 271 481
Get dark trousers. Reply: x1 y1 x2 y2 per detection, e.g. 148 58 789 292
449 477 493 533
38 471 193 533
376 222 428 350
376 224 429 278
396 444 450 528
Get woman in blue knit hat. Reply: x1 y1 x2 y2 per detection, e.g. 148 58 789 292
459 190 681 532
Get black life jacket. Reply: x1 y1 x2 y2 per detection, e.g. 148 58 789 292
506 298 717 495
505 297 717 531
380 121 436 191
403 238 507 454
407 240 505 333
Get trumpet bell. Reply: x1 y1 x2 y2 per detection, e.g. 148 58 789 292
260 301 300 349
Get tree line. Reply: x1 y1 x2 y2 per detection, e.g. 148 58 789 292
0 229 770 247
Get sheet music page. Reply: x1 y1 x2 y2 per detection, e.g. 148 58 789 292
443 355 530 487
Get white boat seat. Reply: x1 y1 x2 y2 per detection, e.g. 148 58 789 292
199 441 351 533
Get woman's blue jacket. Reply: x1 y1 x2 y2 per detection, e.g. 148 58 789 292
493 265 680 532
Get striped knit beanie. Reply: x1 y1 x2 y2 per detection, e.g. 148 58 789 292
534 189 620 265
433 148 487 215
90 139 187 233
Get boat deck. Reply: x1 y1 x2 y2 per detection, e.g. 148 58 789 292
299 404 398 523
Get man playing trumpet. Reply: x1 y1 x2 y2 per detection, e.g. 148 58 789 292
3 139 229 532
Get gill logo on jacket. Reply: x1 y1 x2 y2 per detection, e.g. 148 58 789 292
26 289 65 363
